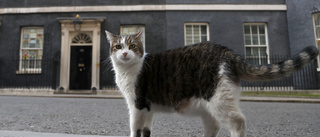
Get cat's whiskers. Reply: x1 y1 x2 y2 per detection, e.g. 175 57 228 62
102 57 114 73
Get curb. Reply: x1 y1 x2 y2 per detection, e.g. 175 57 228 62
0 94 320 103
240 96 320 103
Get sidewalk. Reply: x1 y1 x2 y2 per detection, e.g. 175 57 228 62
0 130 126 137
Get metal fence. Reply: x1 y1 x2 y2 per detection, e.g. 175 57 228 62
0 59 59 89
0 56 319 91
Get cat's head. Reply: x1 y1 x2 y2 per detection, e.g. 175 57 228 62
105 30 145 65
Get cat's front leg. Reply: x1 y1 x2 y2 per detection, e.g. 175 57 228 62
142 112 153 137
129 106 148 137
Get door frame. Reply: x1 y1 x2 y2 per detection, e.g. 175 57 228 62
58 18 104 92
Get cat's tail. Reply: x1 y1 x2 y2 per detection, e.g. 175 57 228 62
235 46 319 81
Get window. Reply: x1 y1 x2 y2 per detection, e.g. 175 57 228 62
313 13 320 70
243 23 269 65
184 23 209 45
18 27 44 74
120 25 145 49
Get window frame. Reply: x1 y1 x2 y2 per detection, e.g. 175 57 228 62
312 13 320 71
184 23 210 46
17 27 44 74
243 23 270 65
120 25 146 50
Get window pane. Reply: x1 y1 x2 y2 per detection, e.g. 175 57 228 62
259 47 267 56
245 35 251 45
246 47 252 56
186 35 193 45
22 28 43 49
186 25 192 35
193 25 200 35
29 39 36 48
252 35 259 45
29 50 38 59
23 39 29 48
314 14 320 40
201 25 207 35
252 47 259 56
260 47 267 64
260 35 266 45
201 36 207 42
22 50 42 60
317 27 320 39
194 36 200 43
315 14 320 25
121 26 141 35
259 25 265 34
244 25 251 34
251 47 260 64
246 47 258 64
186 41 193 45
251 25 258 34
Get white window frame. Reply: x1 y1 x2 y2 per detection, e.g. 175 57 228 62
243 23 270 65
17 27 44 74
312 13 320 71
120 25 146 50
184 23 210 45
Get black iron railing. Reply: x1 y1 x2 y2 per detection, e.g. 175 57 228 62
0 55 319 91
0 59 59 89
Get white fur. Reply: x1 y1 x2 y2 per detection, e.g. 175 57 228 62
111 49 144 136
207 63 245 137
180 63 245 137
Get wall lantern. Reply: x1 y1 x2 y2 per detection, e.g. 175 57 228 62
73 14 82 31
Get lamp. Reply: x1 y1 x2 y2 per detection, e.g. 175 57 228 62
73 14 82 31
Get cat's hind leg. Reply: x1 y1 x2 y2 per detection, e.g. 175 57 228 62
208 79 246 137
201 112 221 137
142 112 153 137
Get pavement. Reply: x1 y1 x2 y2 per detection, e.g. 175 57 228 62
0 93 319 137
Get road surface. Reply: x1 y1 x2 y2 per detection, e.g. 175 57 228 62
0 96 319 137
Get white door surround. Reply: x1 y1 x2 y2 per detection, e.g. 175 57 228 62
57 17 105 93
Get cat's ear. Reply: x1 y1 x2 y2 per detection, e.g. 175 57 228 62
133 30 143 39
105 30 118 42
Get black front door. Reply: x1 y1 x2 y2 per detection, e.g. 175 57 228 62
69 46 92 90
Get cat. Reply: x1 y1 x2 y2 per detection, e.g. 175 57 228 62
105 30 319 137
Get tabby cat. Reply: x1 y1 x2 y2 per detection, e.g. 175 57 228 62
105 30 319 137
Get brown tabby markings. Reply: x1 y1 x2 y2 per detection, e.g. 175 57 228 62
125 35 144 57
109 33 144 57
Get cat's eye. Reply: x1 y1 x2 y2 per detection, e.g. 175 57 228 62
129 44 136 49
115 45 122 49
